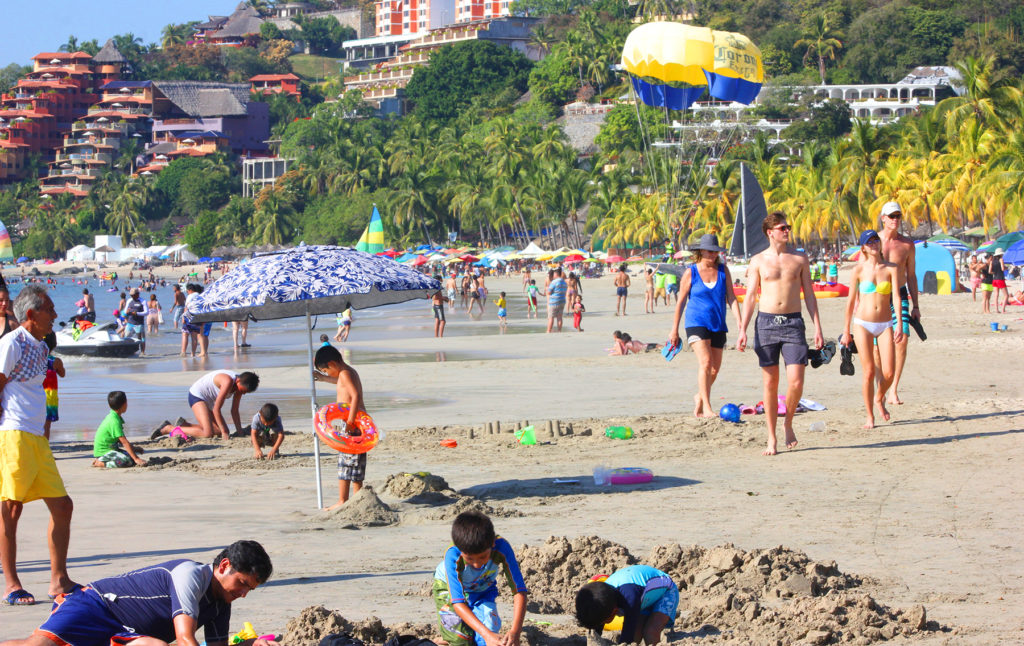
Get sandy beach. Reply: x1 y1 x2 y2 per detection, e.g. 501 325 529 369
2 268 1023 644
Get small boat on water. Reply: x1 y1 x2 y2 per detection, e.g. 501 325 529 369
55 321 141 358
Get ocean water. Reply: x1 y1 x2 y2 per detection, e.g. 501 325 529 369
6 277 539 443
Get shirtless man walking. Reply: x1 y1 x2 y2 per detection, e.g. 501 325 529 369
737 212 824 456
614 263 630 316
875 201 919 406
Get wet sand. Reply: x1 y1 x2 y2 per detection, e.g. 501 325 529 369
2 271 1023 644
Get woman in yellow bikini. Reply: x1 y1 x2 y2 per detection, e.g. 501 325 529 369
842 230 904 429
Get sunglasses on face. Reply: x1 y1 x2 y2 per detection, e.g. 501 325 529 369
885 214 902 220
773 225 792 231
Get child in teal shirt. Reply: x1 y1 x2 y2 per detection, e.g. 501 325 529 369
575 564 678 644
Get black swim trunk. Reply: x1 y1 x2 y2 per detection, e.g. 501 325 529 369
433 304 445 321
686 326 727 349
338 452 366 482
753 312 808 367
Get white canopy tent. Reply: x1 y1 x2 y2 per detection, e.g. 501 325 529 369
518 242 548 258
65 245 94 262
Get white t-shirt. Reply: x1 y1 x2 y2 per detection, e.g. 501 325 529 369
0 327 50 436
188 370 236 406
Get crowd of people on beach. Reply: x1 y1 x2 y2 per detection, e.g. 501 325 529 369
0 199 1020 646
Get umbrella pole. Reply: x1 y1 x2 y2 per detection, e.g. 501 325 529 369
307 310 324 509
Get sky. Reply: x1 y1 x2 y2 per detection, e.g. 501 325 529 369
1 0 244 66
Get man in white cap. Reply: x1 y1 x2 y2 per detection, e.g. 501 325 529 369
877 201 919 406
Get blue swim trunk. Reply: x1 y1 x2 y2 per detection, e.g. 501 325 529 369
498 308 507 318
647 581 679 625
37 587 142 646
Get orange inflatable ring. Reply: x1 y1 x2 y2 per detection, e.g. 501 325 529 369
315 403 379 454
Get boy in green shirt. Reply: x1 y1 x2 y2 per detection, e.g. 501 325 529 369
92 391 147 468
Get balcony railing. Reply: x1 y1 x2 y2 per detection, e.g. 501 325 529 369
54 152 112 163
87 105 150 116
73 122 128 134
345 68 415 84
47 168 102 178
63 137 118 147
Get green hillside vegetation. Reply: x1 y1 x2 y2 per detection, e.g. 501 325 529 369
2 0 1024 257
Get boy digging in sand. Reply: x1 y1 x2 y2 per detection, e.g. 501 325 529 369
575 564 679 645
250 402 284 460
314 344 367 510
433 511 527 646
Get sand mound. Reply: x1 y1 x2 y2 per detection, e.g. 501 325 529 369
382 472 453 498
516 536 636 613
311 486 399 527
421 494 522 521
132 457 199 471
281 606 435 646
515 537 940 644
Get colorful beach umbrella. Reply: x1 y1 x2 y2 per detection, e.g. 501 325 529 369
0 220 12 263
1002 240 1024 265
354 206 385 254
188 245 439 508
978 231 1024 254
927 235 969 253
605 255 625 264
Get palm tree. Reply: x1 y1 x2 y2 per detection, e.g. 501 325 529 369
115 137 143 175
793 13 843 85
528 23 555 57
106 187 142 243
161 23 197 49
832 119 891 228
389 170 442 246
251 188 297 245
936 56 1023 135
58 36 79 53
899 153 947 235
937 117 995 233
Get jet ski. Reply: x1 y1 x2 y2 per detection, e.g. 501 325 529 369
55 321 141 358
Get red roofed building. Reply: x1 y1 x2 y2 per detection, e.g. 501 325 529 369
0 51 101 183
250 74 301 98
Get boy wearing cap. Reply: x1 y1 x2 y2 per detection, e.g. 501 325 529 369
737 211 824 456
877 201 919 406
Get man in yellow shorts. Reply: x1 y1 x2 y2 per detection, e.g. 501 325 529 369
0 285 78 606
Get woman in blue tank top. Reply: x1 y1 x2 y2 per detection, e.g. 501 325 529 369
667 234 742 417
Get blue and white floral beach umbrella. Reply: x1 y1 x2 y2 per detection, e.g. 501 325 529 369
188 245 440 508
188 245 440 322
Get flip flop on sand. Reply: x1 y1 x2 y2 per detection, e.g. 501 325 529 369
3 589 36 606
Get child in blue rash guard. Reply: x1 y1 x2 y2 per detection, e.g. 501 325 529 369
575 564 679 644
433 511 528 646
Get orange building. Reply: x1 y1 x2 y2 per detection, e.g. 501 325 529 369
40 42 150 196
0 51 100 182
250 73 302 98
